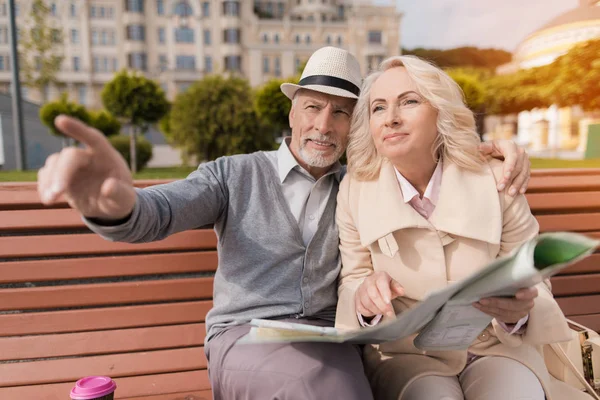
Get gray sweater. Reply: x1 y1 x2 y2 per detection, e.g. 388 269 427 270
86 152 342 341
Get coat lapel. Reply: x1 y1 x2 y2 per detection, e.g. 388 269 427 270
357 159 502 249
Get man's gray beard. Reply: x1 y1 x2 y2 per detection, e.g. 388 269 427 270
299 140 344 168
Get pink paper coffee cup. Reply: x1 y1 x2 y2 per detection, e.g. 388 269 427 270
70 376 117 400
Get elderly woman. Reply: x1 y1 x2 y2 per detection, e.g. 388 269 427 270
335 55 589 400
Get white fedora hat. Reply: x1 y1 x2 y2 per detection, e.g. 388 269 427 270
280 46 362 100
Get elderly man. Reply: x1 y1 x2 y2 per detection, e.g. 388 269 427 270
38 47 530 400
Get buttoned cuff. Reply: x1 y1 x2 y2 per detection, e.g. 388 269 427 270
498 314 529 335
357 312 383 327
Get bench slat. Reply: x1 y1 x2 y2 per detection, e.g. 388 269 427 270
0 208 84 231
0 230 217 258
551 273 600 296
569 314 600 333
0 323 205 361
0 370 210 399
0 180 173 211
0 251 218 283
0 347 207 387
0 300 212 337
556 254 600 275
527 192 600 213
537 213 600 232
556 295 600 316
0 277 214 311
527 174 600 193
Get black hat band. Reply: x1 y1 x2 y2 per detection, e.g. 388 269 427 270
299 75 360 96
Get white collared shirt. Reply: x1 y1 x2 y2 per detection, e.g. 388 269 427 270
394 161 443 219
264 138 342 246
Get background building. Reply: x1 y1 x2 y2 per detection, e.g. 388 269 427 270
0 0 402 108
497 0 600 74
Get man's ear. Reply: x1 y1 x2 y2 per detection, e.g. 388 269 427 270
289 105 294 129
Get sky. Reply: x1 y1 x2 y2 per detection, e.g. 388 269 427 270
376 0 580 51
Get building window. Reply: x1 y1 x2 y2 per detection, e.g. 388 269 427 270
0 55 9 71
70 3 76 17
73 56 81 72
326 35 331 45
223 1 240 16
368 30 382 44
203 29 211 45
223 28 240 44
78 85 87 105
156 0 165 15
295 34 300 44
0 26 8 44
305 35 311 45
262 33 268 43
0 3 6 16
337 35 342 46
113 58 118 71
204 56 212 72
176 55 195 70
99 6 106 18
108 7 114 18
125 0 144 13
263 56 269 73
274 57 281 77
202 1 210 17
93 56 100 72
174 1 193 17
159 54 168 71
224 55 241 72
277 2 284 18
50 3 56 16
128 52 148 70
71 29 79 44
127 25 146 41
158 27 166 43
295 57 300 73
101 30 108 45
274 33 279 44
51 29 61 43
90 5 96 17
175 27 194 43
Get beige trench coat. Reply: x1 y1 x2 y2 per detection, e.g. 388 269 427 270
335 158 589 400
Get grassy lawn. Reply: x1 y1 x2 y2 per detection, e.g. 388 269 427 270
2 159 600 183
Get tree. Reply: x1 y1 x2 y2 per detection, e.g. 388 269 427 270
547 39 600 111
484 67 553 115
165 75 275 162
447 70 486 112
39 93 90 146
90 110 121 137
403 47 512 70
19 0 64 102
101 70 170 173
254 77 298 138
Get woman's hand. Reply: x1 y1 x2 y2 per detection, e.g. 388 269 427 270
473 287 538 324
355 271 404 318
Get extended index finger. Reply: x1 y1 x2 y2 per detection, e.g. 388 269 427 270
54 115 111 151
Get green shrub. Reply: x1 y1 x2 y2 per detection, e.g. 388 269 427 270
108 134 153 171
90 110 121 137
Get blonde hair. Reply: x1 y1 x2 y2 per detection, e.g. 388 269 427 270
347 55 483 181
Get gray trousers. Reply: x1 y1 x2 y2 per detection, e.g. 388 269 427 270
205 319 374 400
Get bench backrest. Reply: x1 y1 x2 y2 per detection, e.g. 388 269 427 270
1 169 599 399
527 169 600 332
0 182 215 400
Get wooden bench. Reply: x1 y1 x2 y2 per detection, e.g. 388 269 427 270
0 181 216 400
1 169 599 399
527 169 600 332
